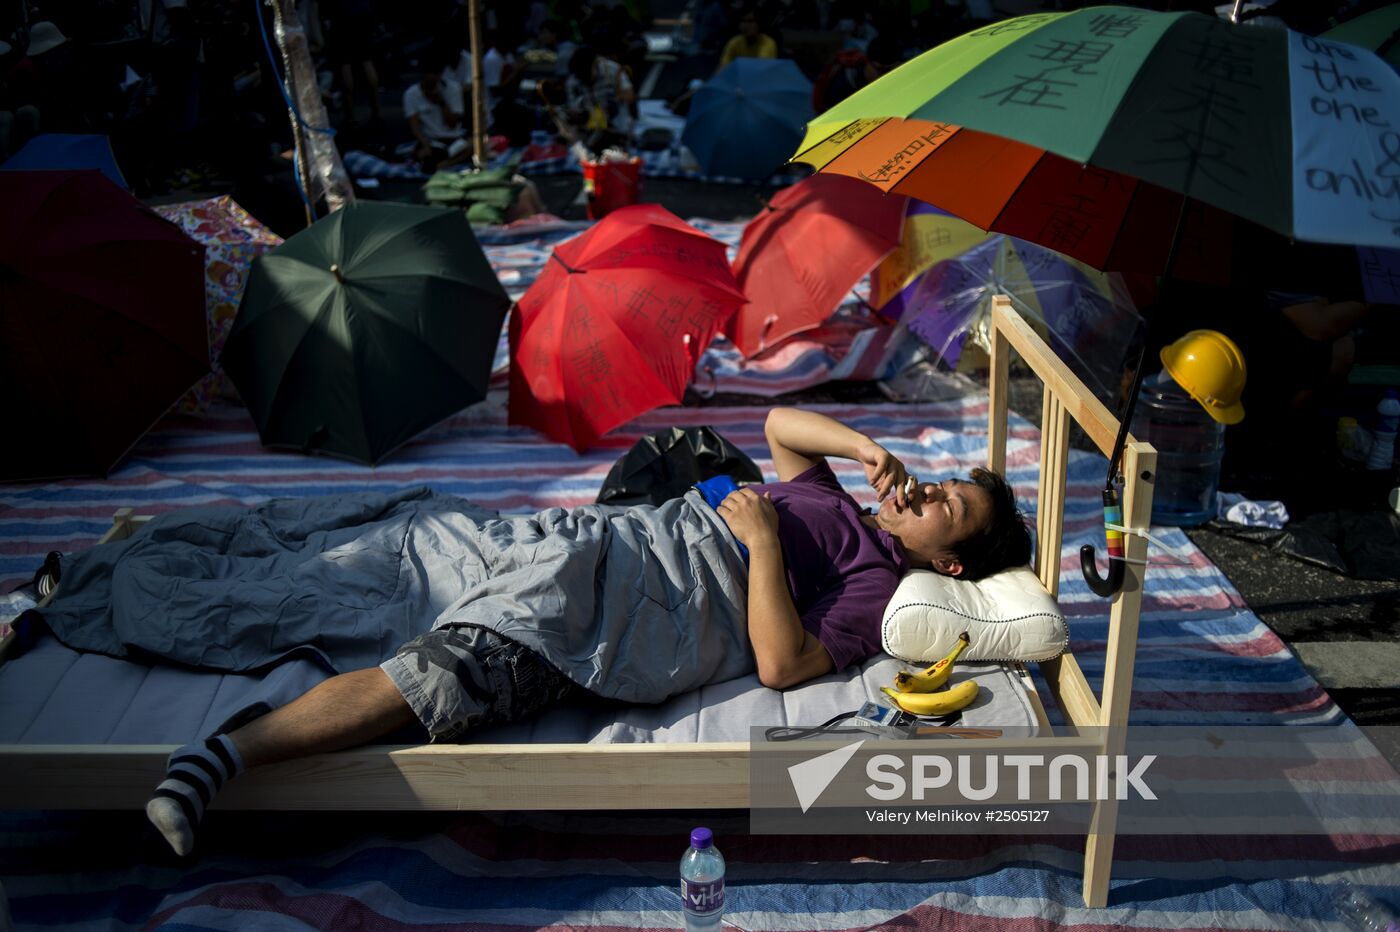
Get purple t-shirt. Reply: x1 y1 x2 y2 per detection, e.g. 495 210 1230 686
749 460 908 670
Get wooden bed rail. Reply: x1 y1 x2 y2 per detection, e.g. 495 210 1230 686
0 734 1111 811
988 295 1156 908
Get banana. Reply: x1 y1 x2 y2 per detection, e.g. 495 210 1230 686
881 679 980 717
892 631 971 693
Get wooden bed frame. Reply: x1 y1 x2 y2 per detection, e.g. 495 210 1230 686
0 296 1155 908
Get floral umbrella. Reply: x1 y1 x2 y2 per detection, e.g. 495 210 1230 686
155 196 283 412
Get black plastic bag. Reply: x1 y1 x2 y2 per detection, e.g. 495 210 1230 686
596 426 764 507
1202 510 1400 581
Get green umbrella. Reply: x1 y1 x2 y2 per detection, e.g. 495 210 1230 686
221 202 510 464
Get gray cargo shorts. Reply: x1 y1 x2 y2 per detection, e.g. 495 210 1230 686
381 625 583 742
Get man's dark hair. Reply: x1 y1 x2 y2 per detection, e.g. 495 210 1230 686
951 467 1032 581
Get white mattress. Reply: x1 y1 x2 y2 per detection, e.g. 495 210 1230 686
0 633 1039 745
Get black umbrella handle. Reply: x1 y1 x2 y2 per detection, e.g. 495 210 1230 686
1080 488 1127 598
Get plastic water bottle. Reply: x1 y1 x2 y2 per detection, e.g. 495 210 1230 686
1338 417 1374 464
1130 371 1226 527
1365 389 1400 471
1334 880 1400 931
680 827 725 931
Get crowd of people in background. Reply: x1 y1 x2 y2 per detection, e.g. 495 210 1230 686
0 0 1057 198
0 1 1382 200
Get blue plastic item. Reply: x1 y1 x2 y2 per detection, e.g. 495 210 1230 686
0 134 128 190
1366 389 1400 471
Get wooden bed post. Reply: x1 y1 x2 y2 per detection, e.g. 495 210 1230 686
1081 436 1155 908
988 315 1010 479
988 296 1156 909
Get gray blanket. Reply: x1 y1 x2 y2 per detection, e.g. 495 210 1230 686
37 487 752 704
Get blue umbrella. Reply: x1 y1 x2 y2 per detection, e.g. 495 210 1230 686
1 134 129 190
681 59 812 181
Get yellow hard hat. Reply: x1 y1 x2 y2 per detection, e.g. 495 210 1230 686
1159 329 1247 425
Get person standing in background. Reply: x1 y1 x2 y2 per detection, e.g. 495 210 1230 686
443 30 512 120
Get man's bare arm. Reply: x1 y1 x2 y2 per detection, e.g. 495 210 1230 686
764 407 869 480
718 488 835 688
764 408 912 505
746 535 835 688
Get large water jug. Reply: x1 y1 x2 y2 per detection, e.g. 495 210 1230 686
1130 371 1225 527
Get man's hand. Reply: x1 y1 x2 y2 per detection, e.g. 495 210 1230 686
716 487 779 549
856 441 912 507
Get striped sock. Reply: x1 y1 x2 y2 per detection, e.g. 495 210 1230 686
145 734 244 856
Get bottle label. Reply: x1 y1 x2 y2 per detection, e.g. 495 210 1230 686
681 877 724 916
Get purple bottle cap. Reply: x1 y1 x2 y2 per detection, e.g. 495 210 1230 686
690 827 713 849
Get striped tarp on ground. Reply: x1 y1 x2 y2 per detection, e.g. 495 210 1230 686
1 395 1396 929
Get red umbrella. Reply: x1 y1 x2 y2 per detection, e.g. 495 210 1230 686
509 204 745 452
729 174 906 358
0 170 207 481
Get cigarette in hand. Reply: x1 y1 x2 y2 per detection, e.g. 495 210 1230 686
904 476 916 498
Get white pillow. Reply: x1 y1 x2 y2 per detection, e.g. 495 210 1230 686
881 566 1068 664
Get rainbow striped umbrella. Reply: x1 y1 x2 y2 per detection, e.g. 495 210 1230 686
794 6 1400 276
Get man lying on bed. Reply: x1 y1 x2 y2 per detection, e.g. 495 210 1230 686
41 407 1029 855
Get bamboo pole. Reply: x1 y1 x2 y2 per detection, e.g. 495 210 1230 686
467 0 487 168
